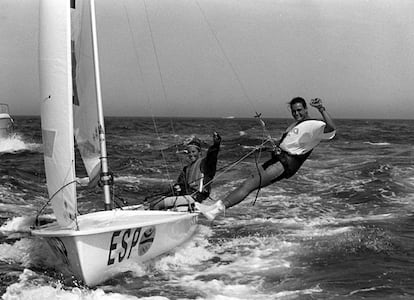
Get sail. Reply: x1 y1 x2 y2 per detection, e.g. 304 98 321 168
39 0 77 228
72 0 101 184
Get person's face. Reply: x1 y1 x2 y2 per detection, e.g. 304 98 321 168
187 146 201 162
290 102 308 121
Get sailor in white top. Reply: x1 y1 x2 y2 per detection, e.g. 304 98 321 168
197 97 336 221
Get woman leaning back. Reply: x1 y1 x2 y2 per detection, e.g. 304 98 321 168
197 97 336 221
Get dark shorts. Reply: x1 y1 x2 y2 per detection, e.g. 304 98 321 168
191 191 209 203
262 150 312 183
150 195 195 211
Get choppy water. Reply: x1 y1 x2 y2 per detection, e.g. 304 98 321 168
1 116 413 299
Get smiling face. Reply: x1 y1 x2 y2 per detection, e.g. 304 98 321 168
187 145 201 163
290 102 309 122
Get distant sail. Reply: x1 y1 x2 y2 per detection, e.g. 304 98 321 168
39 0 77 228
72 0 101 184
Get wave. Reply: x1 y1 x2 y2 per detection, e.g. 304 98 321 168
115 175 172 184
363 142 391 146
0 215 43 235
2 269 146 300
1 225 215 300
0 134 41 154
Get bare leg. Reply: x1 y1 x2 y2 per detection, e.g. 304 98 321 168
196 162 285 220
223 162 285 209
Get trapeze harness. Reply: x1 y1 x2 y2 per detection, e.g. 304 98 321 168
150 157 210 211
184 157 211 202
262 120 335 183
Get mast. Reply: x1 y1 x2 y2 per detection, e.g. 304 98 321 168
89 0 112 210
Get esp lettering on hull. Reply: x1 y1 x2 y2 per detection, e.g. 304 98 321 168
107 226 155 266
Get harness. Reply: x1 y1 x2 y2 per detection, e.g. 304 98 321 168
186 158 207 194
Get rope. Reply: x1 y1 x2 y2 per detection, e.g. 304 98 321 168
254 112 277 148
193 2 279 205
184 113 277 205
124 1 279 206
141 0 183 167
194 0 257 113
123 1 184 195
252 112 277 205
188 138 273 197
35 179 78 228
144 135 276 210
192 114 275 205
251 151 262 206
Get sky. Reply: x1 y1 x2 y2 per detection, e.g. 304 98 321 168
1 0 414 119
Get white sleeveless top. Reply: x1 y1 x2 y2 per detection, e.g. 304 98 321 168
279 120 336 155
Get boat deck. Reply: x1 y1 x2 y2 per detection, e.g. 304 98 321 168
32 209 197 237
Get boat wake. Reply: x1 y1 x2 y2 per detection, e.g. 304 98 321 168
0 224 215 299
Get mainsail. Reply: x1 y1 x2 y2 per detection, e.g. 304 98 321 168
39 0 102 228
39 0 77 228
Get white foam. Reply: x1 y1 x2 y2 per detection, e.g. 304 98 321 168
349 285 391 296
273 285 323 298
171 234 296 299
363 142 391 146
0 216 37 234
156 225 214 267
116 175 171 184
183 278 263 300
2 269 164 300
0 134 40 153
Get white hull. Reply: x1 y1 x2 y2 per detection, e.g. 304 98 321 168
0 113 13 139
32 209 198 286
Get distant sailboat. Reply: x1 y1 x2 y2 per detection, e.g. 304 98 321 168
0 103 14 138
31 0 197 286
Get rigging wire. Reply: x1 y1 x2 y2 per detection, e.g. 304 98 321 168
125 1 278 206
129 1 279 207
141 0 184 168
194 1 276 147
195 2 277 146
188 138 274 199
252 113 277 205
35 179 79 229
142 0 192 189
123 0 184 194
194 0 257 114
145 138 273 207
194 1 277 204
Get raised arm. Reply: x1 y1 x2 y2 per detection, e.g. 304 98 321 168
310 98 336 133
202 132 221 177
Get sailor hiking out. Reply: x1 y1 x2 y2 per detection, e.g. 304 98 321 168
197 97 336 220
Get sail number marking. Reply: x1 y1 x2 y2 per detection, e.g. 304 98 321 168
107 226 155 266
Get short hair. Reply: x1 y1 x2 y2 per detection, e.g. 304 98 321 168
187 137 201 150
289 97 307 109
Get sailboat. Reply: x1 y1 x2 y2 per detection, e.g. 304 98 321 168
31 0 198 286
0 103 14 139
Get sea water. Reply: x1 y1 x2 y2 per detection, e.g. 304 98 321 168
1 116 413 299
